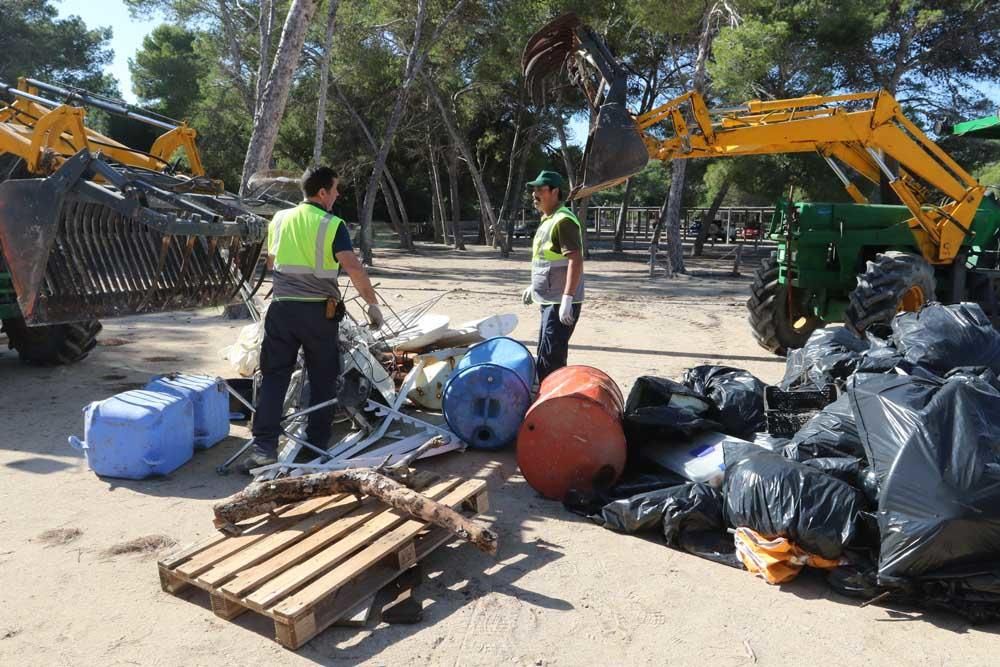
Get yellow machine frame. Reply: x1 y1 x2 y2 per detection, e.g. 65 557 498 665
628 90 985 265
0 78 206 177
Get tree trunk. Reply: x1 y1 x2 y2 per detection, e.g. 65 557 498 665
554 113 577 190
239 0 321 195
380 175 403 237
212 468 498 555
385 170 413 249
428 138 448 244
218 0 255 115
612 178 634 252
649 187 669 277
660 159 688 276
425 75 498 249
335 84 412 249
255 0 276 114
357 0 428 264
428 160 444 243
311 0 340 164
576 196 591 259
694 174 732 256
655 3 718 275
357 0 468 264
501 128 533 255
445 147 466 250
496 96 527 257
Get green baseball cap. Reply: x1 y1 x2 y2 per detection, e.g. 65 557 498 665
526 170 564 189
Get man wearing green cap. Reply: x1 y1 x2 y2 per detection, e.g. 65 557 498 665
522 170 584 382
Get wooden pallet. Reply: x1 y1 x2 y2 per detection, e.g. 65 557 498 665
158 475 489 650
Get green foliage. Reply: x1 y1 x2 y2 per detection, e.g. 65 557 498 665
975 160 1000 190
10 0 998 224
0 0 116 92
129 24 204 119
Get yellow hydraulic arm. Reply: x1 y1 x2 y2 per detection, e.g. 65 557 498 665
0 78 208 180
521 13 986 267
622 89 984 266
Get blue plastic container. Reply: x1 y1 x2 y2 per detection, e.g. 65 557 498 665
442 337 535 450
68 390 195 479
144 373 230 449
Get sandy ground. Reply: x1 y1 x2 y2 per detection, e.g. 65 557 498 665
1 243 997 666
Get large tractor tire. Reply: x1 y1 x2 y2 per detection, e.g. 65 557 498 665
1 318 102 365
747 252 822 355
844 251 936 336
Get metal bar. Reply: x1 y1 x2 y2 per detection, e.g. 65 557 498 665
20 79 179 131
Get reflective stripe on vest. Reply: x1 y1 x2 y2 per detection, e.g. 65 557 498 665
532 206 580 264
530 206 584 304
271 203 343 278
267 208 290 256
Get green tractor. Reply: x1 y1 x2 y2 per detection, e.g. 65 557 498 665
521 14 1000 355
750 110 1000 354
747 194 1000 354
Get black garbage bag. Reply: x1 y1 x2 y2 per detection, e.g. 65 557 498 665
946 366 1000 390
589 485 687 534
780 326 870 390
588 482 738 567
783 393 864 462
855 332 905 374
752 432 789 451
682 365 766 437
891 302 1000 375
849 372 1000 582
563 469 686 517
828 562 1000 625
623 376 722 442
801 456 863 486
723 444 862 559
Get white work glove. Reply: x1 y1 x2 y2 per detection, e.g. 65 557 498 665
521 287 534 306
365 303 384 330
558 294 576 326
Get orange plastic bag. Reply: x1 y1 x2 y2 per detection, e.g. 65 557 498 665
734 526 842 584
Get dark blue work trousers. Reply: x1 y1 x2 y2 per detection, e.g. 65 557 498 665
536 302 582 384
252 300 340 456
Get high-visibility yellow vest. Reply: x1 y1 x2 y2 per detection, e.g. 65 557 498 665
269 202 345 301
530 206 585 304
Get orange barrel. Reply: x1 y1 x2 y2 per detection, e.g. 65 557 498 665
516 365 627 500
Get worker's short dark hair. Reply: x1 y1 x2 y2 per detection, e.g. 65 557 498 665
301 166 339 197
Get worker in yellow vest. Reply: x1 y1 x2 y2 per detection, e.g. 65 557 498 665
521 170 584 383
242 166 383 473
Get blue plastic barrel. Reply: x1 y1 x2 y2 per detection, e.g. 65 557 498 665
442 337 534 450
68 390 195 479
145 374 230 449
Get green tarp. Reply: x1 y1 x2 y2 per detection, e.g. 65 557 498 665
950 112 1000 139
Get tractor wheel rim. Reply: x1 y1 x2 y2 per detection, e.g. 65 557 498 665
897 285 926 312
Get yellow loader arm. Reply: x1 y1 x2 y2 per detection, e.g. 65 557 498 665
523 13 986 265
0 78 208 181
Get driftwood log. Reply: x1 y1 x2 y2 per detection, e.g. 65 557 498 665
213 468 498 555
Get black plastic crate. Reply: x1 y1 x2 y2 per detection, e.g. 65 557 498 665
763 384 838 437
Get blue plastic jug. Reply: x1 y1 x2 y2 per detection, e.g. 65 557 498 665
442 337 534 450
69 390 195 479
144 374 230 449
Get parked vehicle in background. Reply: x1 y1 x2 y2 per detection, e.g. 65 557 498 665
689 219 735 243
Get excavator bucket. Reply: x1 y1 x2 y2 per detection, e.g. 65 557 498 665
576 104 649 199
0 150 265 325
522 13 648 199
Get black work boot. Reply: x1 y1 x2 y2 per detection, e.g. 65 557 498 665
237 445 278 476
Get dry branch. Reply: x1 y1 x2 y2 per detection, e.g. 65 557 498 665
213 468 497 555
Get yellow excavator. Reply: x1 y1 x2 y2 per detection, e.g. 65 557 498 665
0 78 265 364
523 14 1000 352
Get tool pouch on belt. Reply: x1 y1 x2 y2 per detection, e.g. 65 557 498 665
326 297 346 322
